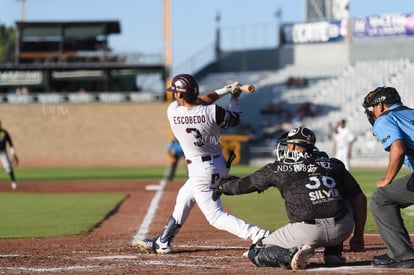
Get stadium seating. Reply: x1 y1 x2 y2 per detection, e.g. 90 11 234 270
198 59 414 166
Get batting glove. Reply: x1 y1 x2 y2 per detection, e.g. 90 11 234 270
215 82 240 97
231 88 242 99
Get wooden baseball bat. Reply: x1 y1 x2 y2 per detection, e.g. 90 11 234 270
239 84 255 93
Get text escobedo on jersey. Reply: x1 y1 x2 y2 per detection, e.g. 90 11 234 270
173 115 206 124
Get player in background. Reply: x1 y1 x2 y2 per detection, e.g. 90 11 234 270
333 119 355 171
363 87 414 268
165 137 184 181
212 127 366 270
0 120 19 190
136 74 269 254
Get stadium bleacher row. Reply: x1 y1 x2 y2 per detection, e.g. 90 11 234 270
3 58 411 167
198 58 414 166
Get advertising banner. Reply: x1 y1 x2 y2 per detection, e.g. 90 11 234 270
352 13 414 38
0 71 43 86
281 19 347 44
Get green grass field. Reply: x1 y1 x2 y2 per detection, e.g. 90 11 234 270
0 166 412 238
0 193 127 238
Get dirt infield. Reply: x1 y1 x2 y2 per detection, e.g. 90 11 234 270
1 180 414 274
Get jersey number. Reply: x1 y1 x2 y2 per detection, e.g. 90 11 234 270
306 175 336 190
186 128 204 147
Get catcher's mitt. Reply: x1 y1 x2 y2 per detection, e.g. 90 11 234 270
211 175 239 201
212 177 224 201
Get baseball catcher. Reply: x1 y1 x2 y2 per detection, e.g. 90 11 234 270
212 127 367 270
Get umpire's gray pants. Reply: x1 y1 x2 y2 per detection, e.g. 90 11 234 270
262 207 354 249
370 173 414 261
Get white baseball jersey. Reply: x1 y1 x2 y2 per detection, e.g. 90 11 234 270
167 101 222 159
165 99 268 243
334 126 355 152
334 126 355 170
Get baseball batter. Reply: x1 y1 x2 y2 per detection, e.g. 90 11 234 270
0 120 19 190
136 74 269 254
212 127 367 270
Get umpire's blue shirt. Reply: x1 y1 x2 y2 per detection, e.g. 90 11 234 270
373 103 414 171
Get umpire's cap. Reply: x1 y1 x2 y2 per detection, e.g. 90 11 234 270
362 86 401 108
280 127 316 149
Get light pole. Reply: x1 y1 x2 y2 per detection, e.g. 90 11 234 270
164 0 172 102
274 7 282 47
17 0 26 21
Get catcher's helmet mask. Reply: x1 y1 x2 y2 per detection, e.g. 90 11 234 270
362 86 402 125
275 127 317 161
167 74 199 101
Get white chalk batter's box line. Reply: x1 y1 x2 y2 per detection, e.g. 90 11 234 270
0 252 397 274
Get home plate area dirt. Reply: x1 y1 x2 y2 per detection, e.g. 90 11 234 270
0 180 413 274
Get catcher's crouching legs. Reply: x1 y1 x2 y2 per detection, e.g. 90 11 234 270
247 239 298 269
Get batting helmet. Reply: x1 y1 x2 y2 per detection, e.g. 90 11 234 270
167 74 199 101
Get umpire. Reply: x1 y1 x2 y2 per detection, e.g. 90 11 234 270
363 87 414 268
212 127 367 270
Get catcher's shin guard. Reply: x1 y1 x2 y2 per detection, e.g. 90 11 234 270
155 216 181 254
247 240 298 269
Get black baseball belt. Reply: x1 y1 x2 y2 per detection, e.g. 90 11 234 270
185 154 221 164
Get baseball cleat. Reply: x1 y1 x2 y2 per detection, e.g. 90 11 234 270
291 244 314 270
324 253 346 266
135 238 173 254
154 238 173 254
11 181 17 190
135 239 156 254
